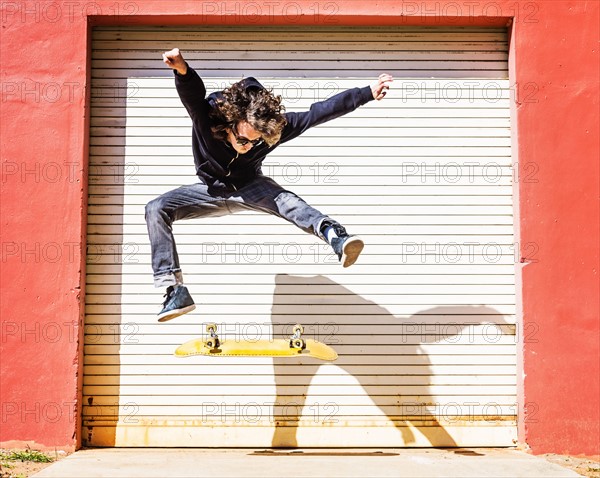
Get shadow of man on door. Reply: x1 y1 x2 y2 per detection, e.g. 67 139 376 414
269 274 511 448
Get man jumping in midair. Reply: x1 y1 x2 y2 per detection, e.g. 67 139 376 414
146 48 393 322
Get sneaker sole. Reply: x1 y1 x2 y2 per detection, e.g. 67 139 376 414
342 236 364 268
157 304 196 322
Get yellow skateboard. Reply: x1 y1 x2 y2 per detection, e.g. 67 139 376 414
174 323 338 361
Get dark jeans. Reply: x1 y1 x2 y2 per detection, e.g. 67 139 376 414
145 175 332 287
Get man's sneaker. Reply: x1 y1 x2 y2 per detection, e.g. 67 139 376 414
157 285 196 322
328 224 365 268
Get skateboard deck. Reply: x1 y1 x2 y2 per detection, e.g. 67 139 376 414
174 323 338 361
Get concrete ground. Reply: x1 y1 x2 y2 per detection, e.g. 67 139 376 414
32 448 583 478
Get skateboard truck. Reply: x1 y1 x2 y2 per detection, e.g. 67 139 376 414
289 324 306 351
205 322 220 350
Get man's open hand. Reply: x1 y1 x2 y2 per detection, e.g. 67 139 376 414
162 48 187 75
371 73 393 100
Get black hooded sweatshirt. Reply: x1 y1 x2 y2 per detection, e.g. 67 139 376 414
174 64 375 190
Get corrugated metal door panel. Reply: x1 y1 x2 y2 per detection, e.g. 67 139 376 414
84 25 517 447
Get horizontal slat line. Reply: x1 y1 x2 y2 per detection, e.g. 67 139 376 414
85 286 516 292
85 290 517 297
88 215 516 220
91 65 508 70
85 271 517 278
83 360 517 367
85 339 514 345
90 107 511 113
80 418 518 424
92 30 507 35
92 40 508 46
82 369 518 373
92 52 508 59
82 333 517 341
87 210 516 216
81 393 518 400
84 363 516 369
92 25 507 30
91 39 509 46
92 100 511 105
84 380 516 387
83 370 517 374
79 416 516 420
82 350 517 354
83 311 516 318
91 62 508 71
85 348 517 354
85 310 518 316
91 46 508 53
88 169 514 174
92 42 509 51
92 53 508 60
84 290 518 297
82 313 516 322
93 40 508 46
91 51 508 61
88 190 514 196
84 349 517 355
83 274 517 280
90 30 508 38
89 135 512 141
92 35 508 41
83 275 516 281
83 276 514 284
91 29 508 34
91 43 509 49
88 202 514 206
84 260 518 266
91 61 509 68
90 111 512 117
84 368 517 373
80 401 517 410
92 73 509 80
84 394 518 399
83 384 517 391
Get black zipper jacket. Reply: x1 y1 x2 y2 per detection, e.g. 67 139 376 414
174 64 374 190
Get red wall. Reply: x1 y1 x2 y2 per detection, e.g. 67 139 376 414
1 1 598 455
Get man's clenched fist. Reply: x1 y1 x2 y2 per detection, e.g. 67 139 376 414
162 48 187 75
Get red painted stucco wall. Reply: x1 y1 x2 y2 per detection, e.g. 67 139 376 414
1 1 598 455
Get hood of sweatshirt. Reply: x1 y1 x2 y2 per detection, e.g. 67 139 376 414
206 76 266 106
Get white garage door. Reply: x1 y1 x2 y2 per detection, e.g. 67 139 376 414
84 26 517 447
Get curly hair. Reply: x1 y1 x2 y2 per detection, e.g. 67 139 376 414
209 82 287 147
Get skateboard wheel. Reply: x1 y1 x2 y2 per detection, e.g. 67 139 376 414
292 338 305 349
206 323 217 334
206 338 220 349
293 324 304 335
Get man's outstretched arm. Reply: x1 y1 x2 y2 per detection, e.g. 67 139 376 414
281 73 393 143
163 48 207 122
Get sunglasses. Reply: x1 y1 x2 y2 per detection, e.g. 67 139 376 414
231 124 264 147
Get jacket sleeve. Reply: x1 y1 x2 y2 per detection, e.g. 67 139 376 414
280 86 374 143
174 63 208 123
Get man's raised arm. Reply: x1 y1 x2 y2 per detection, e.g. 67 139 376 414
280 73 393 143
163 48 207 122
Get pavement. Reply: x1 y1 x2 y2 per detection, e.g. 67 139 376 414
32 447 583 477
